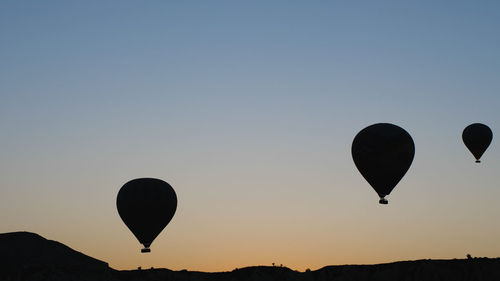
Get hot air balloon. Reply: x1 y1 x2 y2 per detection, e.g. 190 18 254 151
352 123 415 204
462 123 493 163
117 178 177 253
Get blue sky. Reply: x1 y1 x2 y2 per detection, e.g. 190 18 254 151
1 1 499 271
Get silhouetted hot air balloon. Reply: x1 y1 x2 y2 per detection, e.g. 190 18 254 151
462 123 493 163
352 123 415 204
117 178 177 253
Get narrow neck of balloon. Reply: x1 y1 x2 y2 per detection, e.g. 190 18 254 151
141 243 151 253
378 194 388 204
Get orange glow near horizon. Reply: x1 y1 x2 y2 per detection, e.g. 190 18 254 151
16 170 500 272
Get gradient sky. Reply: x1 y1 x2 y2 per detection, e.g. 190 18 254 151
1 0 499 272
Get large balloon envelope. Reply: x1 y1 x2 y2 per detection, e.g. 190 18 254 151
462 123 493 163
117 178 177 253
352 123 415 204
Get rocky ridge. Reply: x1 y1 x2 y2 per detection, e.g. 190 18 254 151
1 231 499 281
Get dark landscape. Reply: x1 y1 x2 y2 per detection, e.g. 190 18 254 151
1 232 499 281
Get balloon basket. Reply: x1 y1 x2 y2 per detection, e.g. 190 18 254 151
475 160 481 163
141 248 151 253
379 198 388 204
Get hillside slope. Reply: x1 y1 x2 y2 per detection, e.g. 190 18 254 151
1 231 499 281
0 231 113 281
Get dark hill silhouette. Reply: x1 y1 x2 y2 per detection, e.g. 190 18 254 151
2 231 500 281
0 231 112 281
0 231 108 269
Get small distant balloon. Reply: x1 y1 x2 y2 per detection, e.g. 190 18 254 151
117 178 177 253
352 123 415 204
462 123 493 163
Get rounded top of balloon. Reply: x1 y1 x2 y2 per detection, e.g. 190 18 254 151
462 123 493 163
116 178 177 253
352 123 415 204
